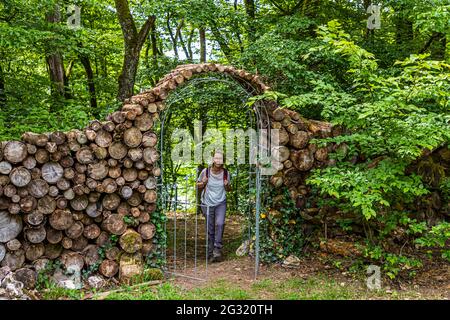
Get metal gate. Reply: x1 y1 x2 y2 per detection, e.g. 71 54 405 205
157 74 271 281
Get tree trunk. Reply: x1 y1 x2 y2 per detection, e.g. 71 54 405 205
138 223 155 240
25 243 45 261
79 47 98 115
41 162 64 183
115 0 155 101
0 64 5 109
6 239 21 251
150 15 158 68
119 229 143 253
82 244 101 267
199 28 206 62
14 268 37 289
209 22 233 61
49 209 74 230
187 26 195 61
1 249 25 270
65 221 84 239
102 214 126 235
60 251 84 271
61 237 73 249
395 16 413 46
0 243 5 263
244 0 256 43
25 226 47 244
83 224 101 239
46 227 63 244
45 6 70 101
99 259 119 277
0 211 22 242
118 46 140 101
167 13 179 59
177 19 191 60
71 236 89 251
44 243 62 259
3 141 28 163
10 167 31 187
421 32 447 60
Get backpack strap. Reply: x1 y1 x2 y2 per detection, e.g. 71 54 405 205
199 167 208 203
204 167 228 183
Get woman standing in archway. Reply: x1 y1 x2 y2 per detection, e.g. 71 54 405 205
196 151 232 263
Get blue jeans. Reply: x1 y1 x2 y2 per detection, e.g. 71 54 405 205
201 200 227 256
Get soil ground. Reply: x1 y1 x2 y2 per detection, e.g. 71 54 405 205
160 214 450 300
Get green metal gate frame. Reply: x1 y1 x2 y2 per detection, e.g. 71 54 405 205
156 73 271 281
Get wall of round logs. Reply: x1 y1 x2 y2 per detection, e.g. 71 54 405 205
0 63 340 282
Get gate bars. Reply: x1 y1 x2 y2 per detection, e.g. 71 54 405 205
157 73 271 281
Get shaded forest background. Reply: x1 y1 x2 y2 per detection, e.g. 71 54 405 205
0 0 449 279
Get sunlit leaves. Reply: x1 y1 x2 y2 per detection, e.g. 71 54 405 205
308 160 429 220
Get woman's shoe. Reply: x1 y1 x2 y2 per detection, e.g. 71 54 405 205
212 248 222 262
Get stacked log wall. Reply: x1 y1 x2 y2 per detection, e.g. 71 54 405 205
0 63 339 280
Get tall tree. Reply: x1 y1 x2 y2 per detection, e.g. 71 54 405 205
115 0 155 101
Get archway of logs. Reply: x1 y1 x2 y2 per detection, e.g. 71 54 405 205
0 63 340 285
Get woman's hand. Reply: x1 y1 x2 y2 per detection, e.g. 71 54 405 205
197 175 208 189
224 178 231 191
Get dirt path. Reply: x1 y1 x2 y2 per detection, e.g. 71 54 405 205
163 214 449 299
168 255 448 299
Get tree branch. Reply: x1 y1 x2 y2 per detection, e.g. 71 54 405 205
419 32 441 54
137 15 156 49
291 0 305 13
166 12 179 58
114 0 138 44
267 0 289 14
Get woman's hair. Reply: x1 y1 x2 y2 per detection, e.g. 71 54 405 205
209 150 224 165
213 150 224 157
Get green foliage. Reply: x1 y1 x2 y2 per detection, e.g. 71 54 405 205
36 260 63 291
259 187 304 263
109 234 119 245
414 0 450 35
296 21 448 277
82 261 101 279
41 286 83 300
100 274 439 300
0 101 92 140
305 21 448 221
145 198 167 269
362 244 423 279
415 222 450 262
0 0 123 139
128 268 164 285
309 160 429 220
123 215 139 227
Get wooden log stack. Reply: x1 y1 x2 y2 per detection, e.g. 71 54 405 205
0 100 161 279
264 101 343 208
